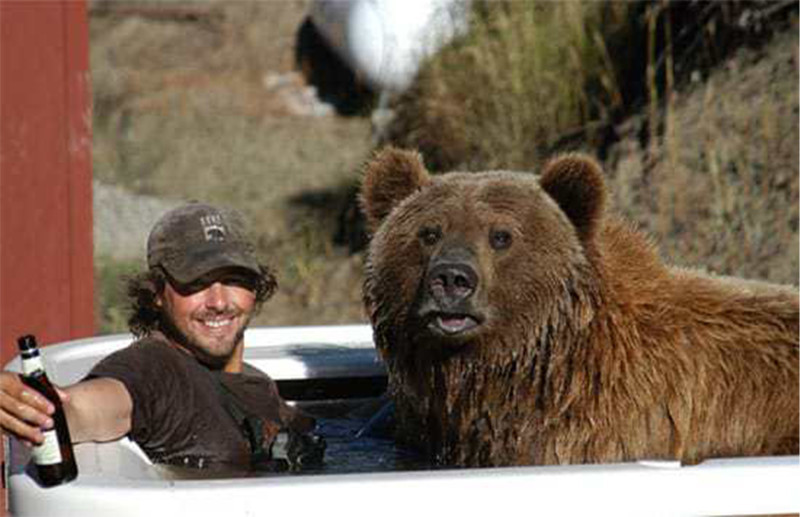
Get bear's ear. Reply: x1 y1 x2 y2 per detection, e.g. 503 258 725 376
539 153 606 242
360 146 432 232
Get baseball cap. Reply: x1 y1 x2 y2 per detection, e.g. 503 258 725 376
147 202 260 285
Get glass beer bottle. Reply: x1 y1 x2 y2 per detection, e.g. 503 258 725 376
16 334 78 487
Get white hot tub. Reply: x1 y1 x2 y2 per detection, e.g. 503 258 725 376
4 325 799 516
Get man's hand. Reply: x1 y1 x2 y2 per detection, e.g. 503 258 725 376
1 372 132 446
0 372 67 446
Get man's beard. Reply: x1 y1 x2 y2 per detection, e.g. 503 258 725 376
159 311 250 370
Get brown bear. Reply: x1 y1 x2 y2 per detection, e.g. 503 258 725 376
359 146 799 468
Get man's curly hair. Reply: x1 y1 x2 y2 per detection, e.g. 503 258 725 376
127 265 277 339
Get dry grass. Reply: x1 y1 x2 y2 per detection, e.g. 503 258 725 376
607 28 799 283
385 1 627 172
90 1 373 331
384 0 798 285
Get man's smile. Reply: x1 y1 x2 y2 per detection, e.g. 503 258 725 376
199 316 235 329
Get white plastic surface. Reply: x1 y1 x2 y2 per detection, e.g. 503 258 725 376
308 0 470 92
4 325 799 516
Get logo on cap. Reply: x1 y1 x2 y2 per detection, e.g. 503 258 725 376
200 214 227 242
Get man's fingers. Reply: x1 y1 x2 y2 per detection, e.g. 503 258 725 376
0 407 45 444
0 374 54 414
0 386 53 417
0 373 54 444
0 391 53 428
19 389 55 415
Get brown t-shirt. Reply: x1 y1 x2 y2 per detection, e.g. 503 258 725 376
86 332 312 469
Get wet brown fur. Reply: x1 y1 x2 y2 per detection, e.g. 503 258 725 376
360 147 799 467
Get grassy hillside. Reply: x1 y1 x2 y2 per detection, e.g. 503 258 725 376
91 1 798 334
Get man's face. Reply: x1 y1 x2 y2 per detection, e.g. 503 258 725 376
157 269 257 369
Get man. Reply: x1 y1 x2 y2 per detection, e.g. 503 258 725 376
0 202 323 471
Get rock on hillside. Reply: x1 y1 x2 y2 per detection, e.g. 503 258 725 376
93 180 180 262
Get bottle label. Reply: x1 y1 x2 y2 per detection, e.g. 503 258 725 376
32 429 63 466
21 356 44 376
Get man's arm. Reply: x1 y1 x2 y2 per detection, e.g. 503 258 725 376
0 372 132 445
63 378 132 443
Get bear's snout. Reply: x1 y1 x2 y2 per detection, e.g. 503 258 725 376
419 255 484 337
427 262 478 307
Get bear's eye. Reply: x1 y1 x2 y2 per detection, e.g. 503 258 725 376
490 229 512 250
418 226 441 246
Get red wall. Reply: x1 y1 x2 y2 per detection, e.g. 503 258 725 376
1 2 94 511
0 0 94 362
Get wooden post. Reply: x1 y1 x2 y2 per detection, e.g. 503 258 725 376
1 1 93 511
0 0 94 361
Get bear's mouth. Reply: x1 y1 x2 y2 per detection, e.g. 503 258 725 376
427 312 481 336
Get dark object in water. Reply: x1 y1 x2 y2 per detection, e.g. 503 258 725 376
286 431 327 471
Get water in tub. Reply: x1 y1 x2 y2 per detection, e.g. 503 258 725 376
153 395 430 480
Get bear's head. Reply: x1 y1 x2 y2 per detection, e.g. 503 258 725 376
360 147 605 365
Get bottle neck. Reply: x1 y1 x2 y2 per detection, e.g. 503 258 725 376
21 351 45 376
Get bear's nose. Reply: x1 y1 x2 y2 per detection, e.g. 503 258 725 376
427 262 478 306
